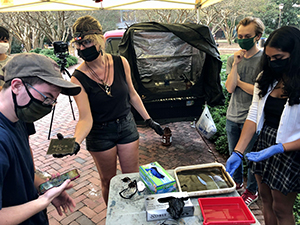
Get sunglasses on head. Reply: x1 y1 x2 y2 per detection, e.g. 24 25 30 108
73 29 102 41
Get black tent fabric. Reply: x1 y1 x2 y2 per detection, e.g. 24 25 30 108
119 22 224 107
118 22 225 122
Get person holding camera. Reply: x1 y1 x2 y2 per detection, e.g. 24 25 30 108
68 15 163 205
0 53 81 224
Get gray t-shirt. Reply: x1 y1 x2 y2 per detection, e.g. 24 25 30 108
226 50 262 123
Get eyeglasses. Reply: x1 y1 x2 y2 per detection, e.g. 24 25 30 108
25 82 57 106
119 177 138 199
73 39 93 48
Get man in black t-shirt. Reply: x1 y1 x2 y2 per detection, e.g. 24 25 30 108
0 53 81 224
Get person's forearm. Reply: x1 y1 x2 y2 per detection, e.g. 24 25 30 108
130 94 150 120
225 63 238 93
237 80 254 95
282 139 300 152
235 120 257 154
0 197 49 225
74 118 93 144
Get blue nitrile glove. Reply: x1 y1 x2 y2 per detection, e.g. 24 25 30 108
225 152 243 177
145 118 164 136
246 143 284 162
146 167 165 179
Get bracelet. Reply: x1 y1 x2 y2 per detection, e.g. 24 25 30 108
282 144 287 152
234 150 244 159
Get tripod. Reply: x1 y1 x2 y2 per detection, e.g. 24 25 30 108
48 55 76 140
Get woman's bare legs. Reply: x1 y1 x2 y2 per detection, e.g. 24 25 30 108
90 147 118 205
256 175 297 225
256 175 277 225
117 139 139 173
272 189 297 225
89 139 139 205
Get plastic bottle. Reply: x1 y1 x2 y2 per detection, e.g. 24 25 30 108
186 80 192 89
161 126 172 146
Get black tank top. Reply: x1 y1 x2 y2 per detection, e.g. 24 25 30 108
264 95 287 129
72 55 131 124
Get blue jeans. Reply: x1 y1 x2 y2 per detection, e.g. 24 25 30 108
226 119 258 193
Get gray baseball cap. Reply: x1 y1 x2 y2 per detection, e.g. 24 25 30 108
3 53 81 96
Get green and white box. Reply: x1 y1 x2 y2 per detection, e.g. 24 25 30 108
139 161 176 194
145 192 194 221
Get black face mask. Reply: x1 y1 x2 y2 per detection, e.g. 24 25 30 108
12 91 52 123
269 57 290 74
77 45 102 62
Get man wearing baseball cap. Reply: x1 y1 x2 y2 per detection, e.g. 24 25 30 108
0 53 81 224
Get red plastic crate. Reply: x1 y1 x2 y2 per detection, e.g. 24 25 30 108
198 196 256 225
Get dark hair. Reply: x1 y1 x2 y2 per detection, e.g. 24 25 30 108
0 26 9 41
2 77 46 90
257 26 300 106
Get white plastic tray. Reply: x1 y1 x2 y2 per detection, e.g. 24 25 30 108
174 162 236 197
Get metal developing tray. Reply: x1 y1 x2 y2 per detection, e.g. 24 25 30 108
174 163 236 197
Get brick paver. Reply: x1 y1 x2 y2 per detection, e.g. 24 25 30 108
29 64 265 225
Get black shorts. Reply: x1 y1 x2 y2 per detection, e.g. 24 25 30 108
86 112 139 152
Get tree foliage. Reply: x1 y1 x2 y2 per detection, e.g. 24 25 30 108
25 11 75 43
1 0 300 51
0 10 121 53
199 0 245 44
0 12 42 52
253 0 300 35
140 9 197 23
197 0 300 43
199 0 269 44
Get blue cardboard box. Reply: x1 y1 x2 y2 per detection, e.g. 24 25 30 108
139 161 176 194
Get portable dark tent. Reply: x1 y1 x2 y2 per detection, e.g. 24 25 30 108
119 22 224 122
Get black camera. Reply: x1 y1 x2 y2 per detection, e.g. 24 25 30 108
53 41 69 56
52 41 69 69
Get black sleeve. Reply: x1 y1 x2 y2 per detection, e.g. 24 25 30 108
26 123 36 136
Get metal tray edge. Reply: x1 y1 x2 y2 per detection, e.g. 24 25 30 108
174 163 236 197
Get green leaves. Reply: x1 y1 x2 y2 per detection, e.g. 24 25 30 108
293 194 300 224
29 47 78 68
208 54 230 155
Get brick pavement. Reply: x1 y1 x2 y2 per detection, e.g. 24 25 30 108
29 64 265 225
